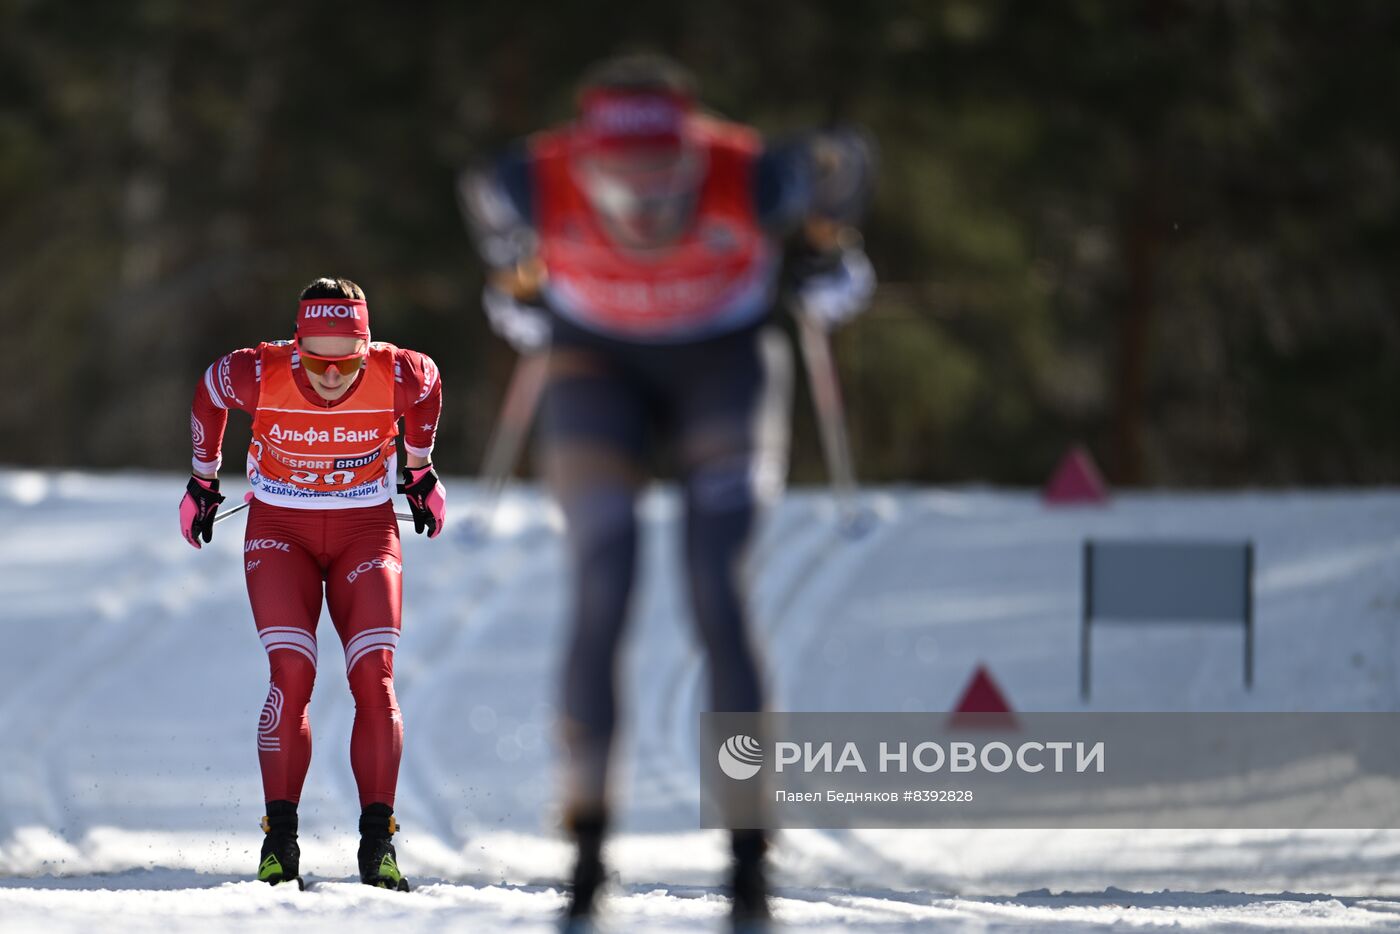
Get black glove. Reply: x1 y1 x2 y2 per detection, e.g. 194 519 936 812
180 475 225 549
397 464 446 538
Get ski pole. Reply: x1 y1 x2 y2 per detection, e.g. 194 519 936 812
212 493 253 525
458 348 549 543
214 496 413 527
795 313 872 537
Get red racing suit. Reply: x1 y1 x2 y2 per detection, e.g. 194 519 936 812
190 340 441 807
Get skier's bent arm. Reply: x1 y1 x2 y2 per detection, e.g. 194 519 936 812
457 153 553 353
755 129 878 330
456 147 537 276
190 349 261 479
394 347 443 463
191 372 228 480
393 348 447 537
183 350 261 541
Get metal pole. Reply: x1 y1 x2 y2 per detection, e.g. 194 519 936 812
212 499 250 525
1081 539 1094 701
458 349 549 542
795 314 869 537
1244 541 1254 689
214 499 417 527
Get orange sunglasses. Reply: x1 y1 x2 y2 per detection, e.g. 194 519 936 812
297 342 367 376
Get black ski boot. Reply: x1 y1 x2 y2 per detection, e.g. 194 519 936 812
357 803 409 891
730 830 771 933
257 800 303 889
560 810 607 932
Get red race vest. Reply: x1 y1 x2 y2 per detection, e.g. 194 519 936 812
532 115 778 341
246 342 399 509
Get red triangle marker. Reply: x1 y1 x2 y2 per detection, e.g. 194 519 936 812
948 664 1018 730
1043 444 1109 506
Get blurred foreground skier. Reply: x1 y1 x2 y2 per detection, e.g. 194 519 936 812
460 54 874 930
180 277 447 889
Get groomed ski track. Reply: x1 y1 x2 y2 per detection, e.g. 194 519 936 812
3 470 1400 931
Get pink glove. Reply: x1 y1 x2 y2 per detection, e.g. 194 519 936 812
180 475 225 549
397 464 446 538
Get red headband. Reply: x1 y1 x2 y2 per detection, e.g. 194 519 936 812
297 298 370 340
578 89 692 152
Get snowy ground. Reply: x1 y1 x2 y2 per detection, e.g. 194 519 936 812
2 469 1400 931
